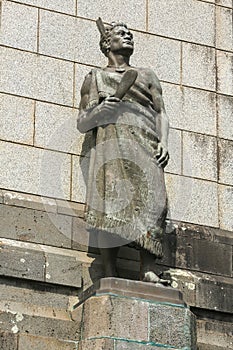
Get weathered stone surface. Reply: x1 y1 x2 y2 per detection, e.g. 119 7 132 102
216 0 232 7
165 128 182 175
165 174 218 227
183 43 216 91
57 199 85 218
82 295 149 341
0 93 34 145
197 319 233 349
35 102 84 155
0 245 45 281
71 155 89 203
45 253 82 287
18 334 77 350
12 0 76 14
79 339 114 350
216 6 233 52
0 47 73 105
116 341 175 349
219 185 233 231
218 94 233 141
219 139 233 186
149 304 196 348
148 0 215 46
3 190 57 213
198 344 231 350
0 1 38 52
77 0 146 31
40 13 105 67
217 51 233 96
162 83 217 136
131 32 181 84
183 132 217 181
0 141 71 199
0 331 18 350
0 204 72 248
0 311 81 341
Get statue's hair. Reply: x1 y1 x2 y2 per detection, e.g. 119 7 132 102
99 21 129 57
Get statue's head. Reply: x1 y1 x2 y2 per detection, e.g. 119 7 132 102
99 21 134 57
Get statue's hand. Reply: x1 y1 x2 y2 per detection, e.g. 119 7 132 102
156 142 169 168
97 96 121 114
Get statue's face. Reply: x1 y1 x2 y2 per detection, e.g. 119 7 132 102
109 26 134 56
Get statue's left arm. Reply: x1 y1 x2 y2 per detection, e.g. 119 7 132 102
148 70 169 168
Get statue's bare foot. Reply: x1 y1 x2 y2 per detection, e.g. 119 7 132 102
142 271 171 286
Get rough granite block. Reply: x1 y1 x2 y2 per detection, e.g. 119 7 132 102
183 132 217 181
166 128 182 175
165 174 218 227
131 32 181 84
216 6 233 52
77 0 146 31
39 10 76 61
35 102 84 155
0 204 72 248
0 1 38 52
216 0 233 7
0 331 18 350
0 245 45 281
45 252 82 287
0 141 71 199
149 304 196 348
217 50 233 96
162 83 217 136
0 47 73 106
0 94 34 145
182 43 216 91
82 295 149 341
12 0 76 14
18 334 77 350
219 138 233 186
219 184 233 231
71 155 89 203
148 0 215 46
217 95 233 140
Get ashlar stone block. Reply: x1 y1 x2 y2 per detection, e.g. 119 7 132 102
0 141 71 199
216 0 233 7
77 0 147 31
183 43 216 91
35 102 84 155
131 32 181 84
0 93 34 145
0 47 73 106
217 95 233 140
219 138 233 185
148 0 215 46
183 132 217 181
0 1 38 52
217 50 233 96
18 335 77 350
162 83 217 136
165 174 218 227
219 185 233 231
12 0 76 15
216 6 233 52
0 331 18 350
71 155 89 203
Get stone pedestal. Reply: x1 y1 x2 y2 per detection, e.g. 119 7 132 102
72 278 197 350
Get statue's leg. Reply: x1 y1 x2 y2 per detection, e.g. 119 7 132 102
98 232 120 277
140 249 169 285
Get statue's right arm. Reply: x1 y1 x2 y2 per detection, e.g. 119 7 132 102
77 72 98 133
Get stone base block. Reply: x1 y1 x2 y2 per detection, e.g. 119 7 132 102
73 278 197 350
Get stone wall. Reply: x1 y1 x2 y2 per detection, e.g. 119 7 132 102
0 0 232 349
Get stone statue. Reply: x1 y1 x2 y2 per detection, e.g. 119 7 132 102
77 18 169 284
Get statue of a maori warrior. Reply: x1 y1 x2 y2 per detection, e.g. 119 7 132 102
77 18 169 284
